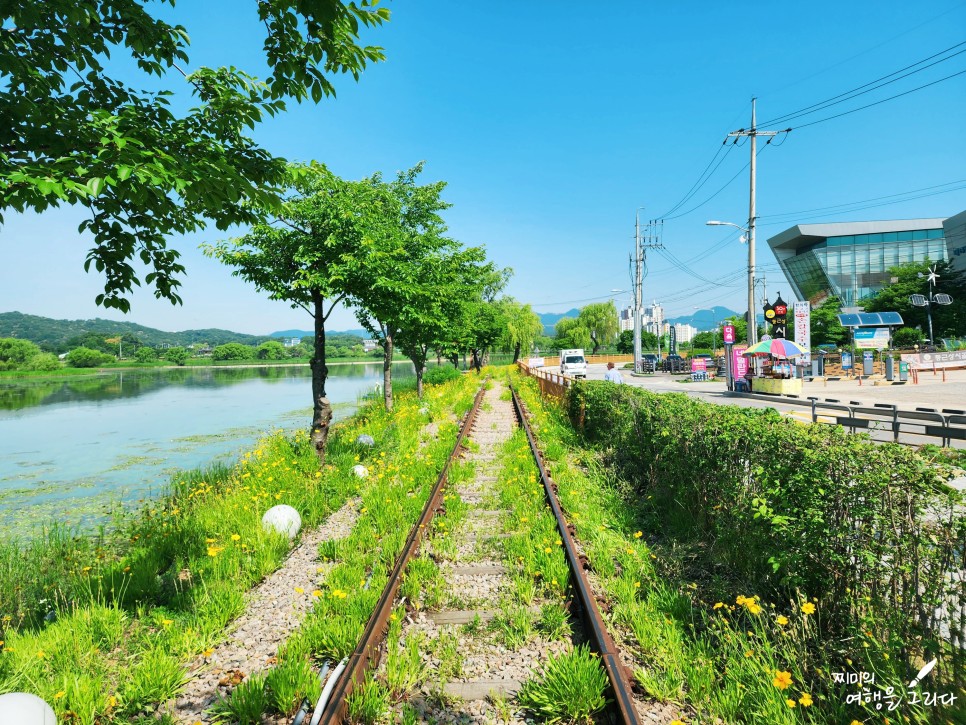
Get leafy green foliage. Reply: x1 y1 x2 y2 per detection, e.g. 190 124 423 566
211 343 256 361
567 380 966 688
423 365 461 385
578 301 619 354
0 337 60 371
862 260 966 338
255 341 287 360
555 317 591 350
66 346 114 367
164 346 189 366
892 326 925 348
809 296 848 346
518 645 609 723
2 1 389 311
134 346 158 363
497 298 543 361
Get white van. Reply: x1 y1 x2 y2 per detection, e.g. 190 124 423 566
559 349 587 378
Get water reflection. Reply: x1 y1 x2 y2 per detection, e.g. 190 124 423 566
0 363 414 534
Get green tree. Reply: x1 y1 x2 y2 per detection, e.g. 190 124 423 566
256 341 288 360
808 297 848 347
23 353 61 372
892 327 925 349
691 331 715 350
616 330 633 354
2 1 389 311
211 343 256 361
134 347 158 363
555 317 591 351
66 347 113 368
862 261 965 340
497 298 543 363
204 164 376 460
0 338 41 369
578 302 619 354
165 347 189 366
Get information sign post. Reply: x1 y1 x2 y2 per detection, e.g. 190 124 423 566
722 325 736 391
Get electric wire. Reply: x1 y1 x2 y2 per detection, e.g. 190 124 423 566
759 40 966 127
789 67 966 131
657 142 734 219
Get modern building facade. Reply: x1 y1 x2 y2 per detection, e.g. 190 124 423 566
767 217 951 307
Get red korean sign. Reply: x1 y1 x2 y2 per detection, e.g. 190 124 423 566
722 324 736 344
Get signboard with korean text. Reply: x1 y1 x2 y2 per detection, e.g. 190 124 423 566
901 350 966 370
691 358 707 372
771 294 788 339
854 328 890 350
841 352 853 370
732 344 749 379
793 301 811 363
722 324 736 344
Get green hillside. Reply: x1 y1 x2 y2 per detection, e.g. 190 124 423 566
0 311 272 352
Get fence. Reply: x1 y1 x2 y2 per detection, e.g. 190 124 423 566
517 360 570 401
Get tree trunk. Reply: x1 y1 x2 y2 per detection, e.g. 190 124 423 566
309 293 332 463
382 333 393 411
416 366 424 399
513 341 521 363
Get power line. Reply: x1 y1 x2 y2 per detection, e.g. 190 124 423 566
790 67 966 131
760 40 966 127
657 142 734 218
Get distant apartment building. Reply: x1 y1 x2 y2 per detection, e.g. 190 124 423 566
673 323 697 343
619 302 666 335
362 339 380 353
283 337 301 347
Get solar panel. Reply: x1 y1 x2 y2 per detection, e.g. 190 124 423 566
836 311 904 327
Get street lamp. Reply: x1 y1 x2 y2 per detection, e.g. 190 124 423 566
707 220 756 346
911 266 954 346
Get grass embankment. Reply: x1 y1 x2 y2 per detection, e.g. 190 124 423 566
0 374 478 723
511 369 965 724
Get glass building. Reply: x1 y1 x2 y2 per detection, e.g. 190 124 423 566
767 219 949 307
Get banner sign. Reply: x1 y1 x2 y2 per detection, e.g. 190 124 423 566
732 344 749 379
722 324 736 344
691 358 707 372
793 301 811 363
669 325 677 355
901 350 966 370
854 328 890 349
842 352 853 370
771 294 788 339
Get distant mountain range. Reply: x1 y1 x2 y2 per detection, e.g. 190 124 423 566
535 306 743 334
0 311 368 352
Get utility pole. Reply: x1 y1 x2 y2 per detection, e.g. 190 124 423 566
632 211 663 373
728 98 779 347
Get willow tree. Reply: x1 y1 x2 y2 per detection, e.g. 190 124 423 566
204 164 374 461
578 301 619 354
498 298 543 362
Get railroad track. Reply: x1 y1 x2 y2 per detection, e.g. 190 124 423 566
305 379 640 724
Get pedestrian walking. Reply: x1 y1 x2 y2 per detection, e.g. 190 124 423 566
604 361 624 384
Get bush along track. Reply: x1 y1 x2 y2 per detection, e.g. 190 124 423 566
0 373 478 724
513 368 966 724
316 379 624 724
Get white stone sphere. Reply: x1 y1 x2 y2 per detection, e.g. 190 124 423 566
355 434 375 447
419 407 430 415
353 464 369 478
0 693 57 725
261 505 302 539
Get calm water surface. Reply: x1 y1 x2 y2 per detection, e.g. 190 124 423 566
0 363 414 535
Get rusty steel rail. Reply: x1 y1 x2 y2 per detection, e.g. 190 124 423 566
510 382 641 725
316 381 488 725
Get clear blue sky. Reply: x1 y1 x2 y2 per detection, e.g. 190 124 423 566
3 1 965 333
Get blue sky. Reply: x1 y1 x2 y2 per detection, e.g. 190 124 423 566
3 1 965 333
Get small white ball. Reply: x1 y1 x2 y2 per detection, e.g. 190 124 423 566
261 505 301 539
0 693 57 725
353 464 369 478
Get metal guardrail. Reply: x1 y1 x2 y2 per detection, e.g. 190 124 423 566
805 397 966 446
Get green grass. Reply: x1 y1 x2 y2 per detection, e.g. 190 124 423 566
511 368 965 724
0 372 480 722
517 644 609 723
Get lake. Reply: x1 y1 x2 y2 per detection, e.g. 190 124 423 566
0 363 415 536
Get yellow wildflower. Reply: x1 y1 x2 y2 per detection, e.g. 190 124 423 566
634 531 643 538
311 590 323 598
801 602 816 615
799 693 813 707
776 615 789 626
53 691 65 699
786 698 796 708
773 670 793 689
294 587 304 594
713 602 724 610
231 534 241 541
744 650 753 658
746 601 762 615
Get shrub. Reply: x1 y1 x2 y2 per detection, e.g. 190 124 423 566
0 337 41 366
66 346 114 368
212 342 256 361
23 352 61 371
892 326 924 348
566 380 966 683
423 365 461 385
134 347 158 362
256 340 287 360
518 645 608 722
164 347 189 366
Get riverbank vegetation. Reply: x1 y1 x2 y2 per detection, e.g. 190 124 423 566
511 369 965 723
0 371 477 722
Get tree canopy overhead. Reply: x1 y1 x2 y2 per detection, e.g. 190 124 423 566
1 0 389 311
